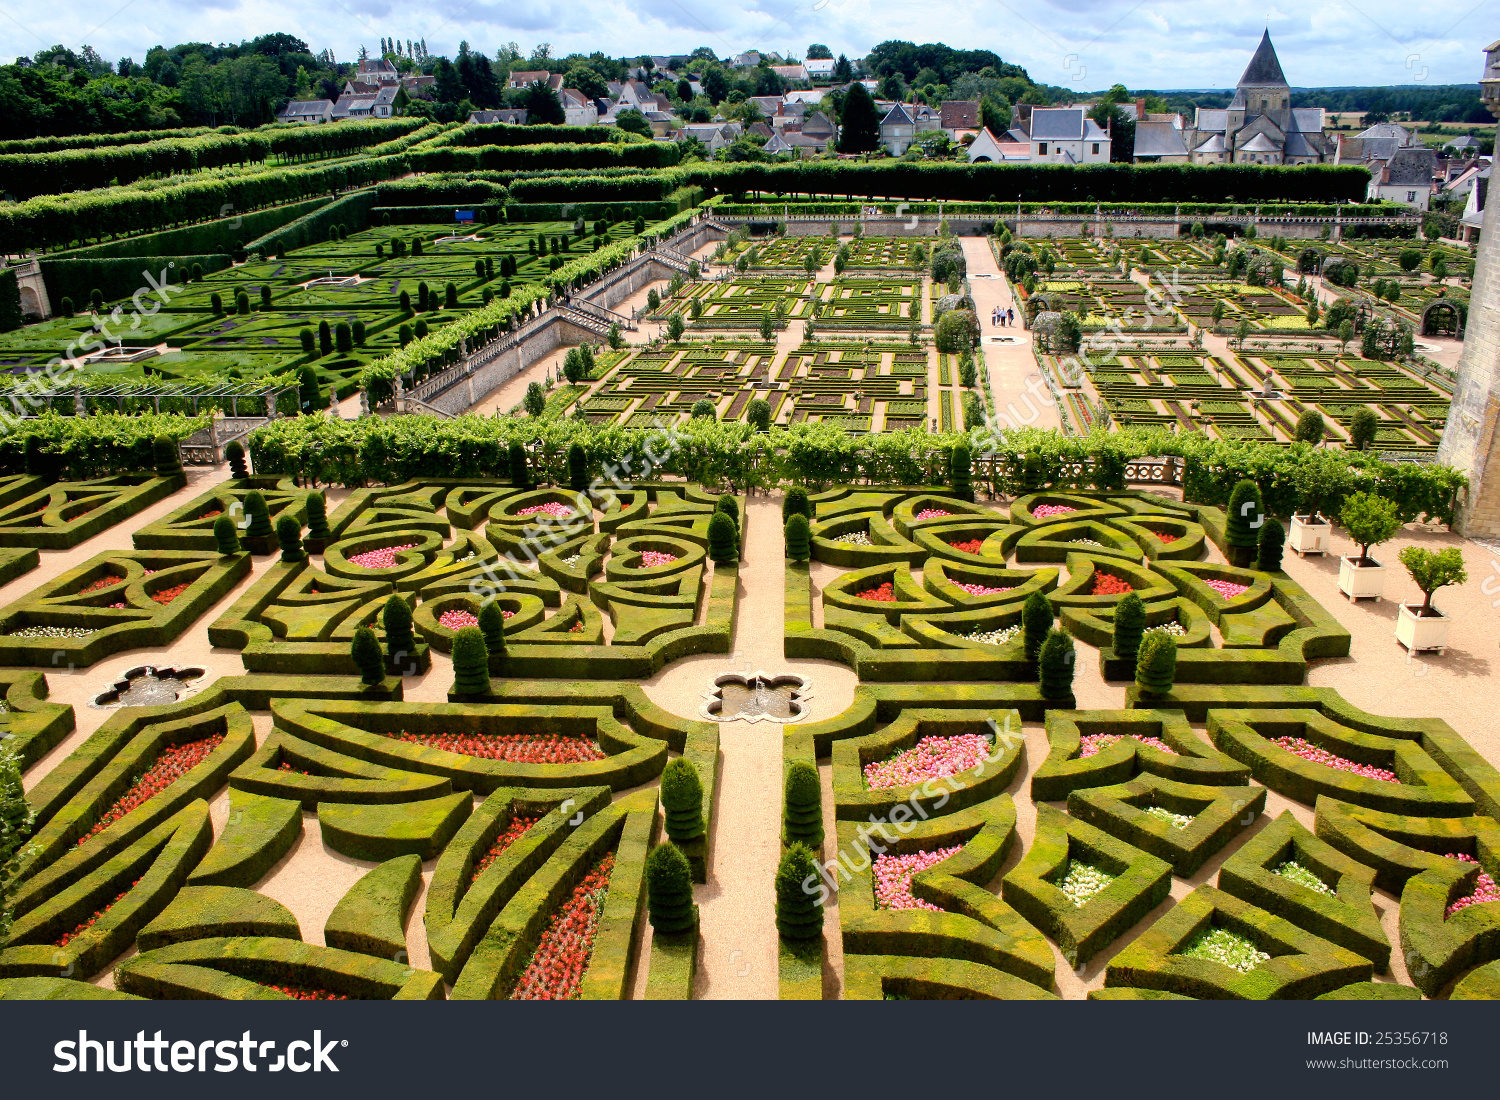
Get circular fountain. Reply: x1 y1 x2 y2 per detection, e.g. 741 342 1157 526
700 672 811 724
91 666 206 709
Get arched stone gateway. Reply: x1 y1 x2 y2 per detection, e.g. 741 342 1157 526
17 285 40 319
1421 298 1464 337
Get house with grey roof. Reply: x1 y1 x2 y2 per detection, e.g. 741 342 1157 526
1367 145 1437 209
1011 106 1110 163
277 99 334 124
1461 166 1489 242
469 109 529 124
879 103 918 155
1179 32 1332 164
1133 118 1189 162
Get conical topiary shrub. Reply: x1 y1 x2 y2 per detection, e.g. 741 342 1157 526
783 486 811 522
23 435 47 480
451 626 491 697
225 439 248 479
784 513 810 562
213 515 239 556
782 760 823 848
707 511 738 564
1257 516 1286 572
950 442 973 502
304 491 331 552
1022 590 1053 662
242 490 273 552
508 442 530 489
351 626 384 686
1038 628 1075 701
776 843 824 940
646 843 696 934
382 595 415 661
275 515 303 562
153 433 181 478
1225 479 1261 566
567 442 587 492
660 757 705 842
478 601 506 659
715 494 739 526
1136 630 1178 698
1113 591 1145 659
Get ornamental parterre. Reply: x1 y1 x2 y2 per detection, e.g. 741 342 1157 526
873 847 960 911
1032 505 1077 518
1273 859 1335 896
949 539 983 554
638 551 678 568
1144 806 1194 829
56 880 140 946
1204 579 1250 599
510 853 614 1000
1091 573 1133 596
914 509 952 520
471 814 542 883
1079 733 1179 758
856 582 896 602
953 582 1015 597
864 734 994 790
1444 853 1500 918
1178 925 1270 973
1058 860 1115 907
515 503 575 519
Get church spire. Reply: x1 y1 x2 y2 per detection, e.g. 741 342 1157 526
1238 29 1288 87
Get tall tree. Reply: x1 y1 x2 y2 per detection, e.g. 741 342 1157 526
839 80 879 153
521 80 565 124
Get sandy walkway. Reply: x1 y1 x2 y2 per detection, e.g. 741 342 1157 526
961 237 1061 431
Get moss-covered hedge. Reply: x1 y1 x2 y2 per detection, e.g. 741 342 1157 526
324 855 422 959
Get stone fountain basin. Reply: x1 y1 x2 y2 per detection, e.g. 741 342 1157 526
91 665 206 709
700 672 811 724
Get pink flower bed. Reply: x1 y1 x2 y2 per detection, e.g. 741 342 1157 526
874 847 961 911
1032 504 1077 518
438 608 479 631
510 853 613 999
864 734 993 789
390 731 605 763
1080 733 1179 758
1272 736 1397 782
1205 578 1250 600
638 551 678 568
1444 853 1500 918
348 543 416 569
954 582 1015 597
915 508 953 520
515 502 575 519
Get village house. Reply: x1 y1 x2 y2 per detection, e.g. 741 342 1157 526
276 99 334 124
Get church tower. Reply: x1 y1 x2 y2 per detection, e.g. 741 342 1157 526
1231 31 1292 132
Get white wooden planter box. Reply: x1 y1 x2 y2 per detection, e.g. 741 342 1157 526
1338 556 1386 601
1288 514 1331 557
1396 603 1451 654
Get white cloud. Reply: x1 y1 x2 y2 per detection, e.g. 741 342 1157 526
0 0 1490 88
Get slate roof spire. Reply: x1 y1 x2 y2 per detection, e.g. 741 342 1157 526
1238 30 1288 87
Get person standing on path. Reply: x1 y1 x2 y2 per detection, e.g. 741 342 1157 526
1007 307 1015 326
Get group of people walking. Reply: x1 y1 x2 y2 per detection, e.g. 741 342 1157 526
991 306 1015 327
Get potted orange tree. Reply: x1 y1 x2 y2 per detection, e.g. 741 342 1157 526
1336 491 1402 602
1395 546 1467 654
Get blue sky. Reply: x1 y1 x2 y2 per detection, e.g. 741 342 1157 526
0 0 1490 90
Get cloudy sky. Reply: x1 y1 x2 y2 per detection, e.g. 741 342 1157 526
0 0 1490 90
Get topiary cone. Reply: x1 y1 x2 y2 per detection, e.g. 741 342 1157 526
1225 479 1261 548
660 757 705 842
1113 591 1146 659
1038 628 1076 702
351 626 385 686
950 442 973 502
715 494 739 526
243 490 272 539
707 511 738 564
775 843 824 940
1022 590 1053 663
782 760 823 848
224 439 248 479
783 486 811 521
1257 517 1286 572
304 491 331 551
450 626 491 697
213 515 239 556
645 843 696 934
152 433 181 477
567 442 587 492
478 601 506 659
784 513 810 561
1135 630 1178 698
508 442 530 489
382 595 415 660
275 515 304 562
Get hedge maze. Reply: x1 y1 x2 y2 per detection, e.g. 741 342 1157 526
776 486 1500 1000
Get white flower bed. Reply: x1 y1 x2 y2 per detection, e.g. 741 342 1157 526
832 531 872 545
1178 925 1270 973
1272 859 1335 896
1058 860 1114 907
9 625 94 638
1144 806 1194 829
958 625 1020 647
1145 622 1187 638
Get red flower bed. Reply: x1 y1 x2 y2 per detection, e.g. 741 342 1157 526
80 575 122 594
268 985 349 1001
200 509 223 520
390 731 604 764
568 620 583 633
150 582 191 605
510 853 615 1000
471 814 542 883
56 879 140 946
950 539 983 555
1155 532 1180 543
856 582 897 602
277 760 313 775
80 735 225 844
1091 573 1133 596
